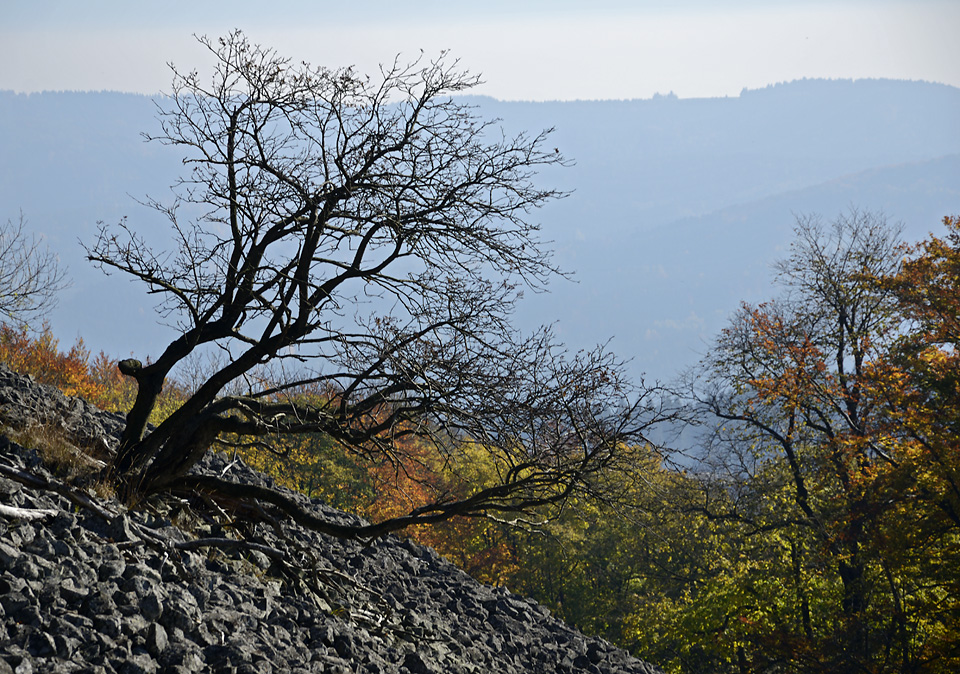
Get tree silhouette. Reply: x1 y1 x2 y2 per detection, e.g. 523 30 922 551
86 31 665 537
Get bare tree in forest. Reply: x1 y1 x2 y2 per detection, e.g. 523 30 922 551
85 32 664 538
0 213 68 325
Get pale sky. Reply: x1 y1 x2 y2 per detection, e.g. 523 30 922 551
2 0 958 100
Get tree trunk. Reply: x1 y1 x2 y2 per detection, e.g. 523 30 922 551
837 553 869 672
112 359 166 476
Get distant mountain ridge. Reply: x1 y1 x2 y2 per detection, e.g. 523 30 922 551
474 77 960 234
1 78 957 382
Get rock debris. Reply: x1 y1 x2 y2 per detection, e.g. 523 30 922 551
0 363 663 673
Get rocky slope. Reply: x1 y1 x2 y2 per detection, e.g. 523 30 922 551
0 364 663 673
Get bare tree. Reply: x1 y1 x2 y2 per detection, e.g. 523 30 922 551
86 31 665 537
0 213 68 325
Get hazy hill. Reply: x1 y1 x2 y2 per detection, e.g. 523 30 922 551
1 79 958 382
526 153 960 379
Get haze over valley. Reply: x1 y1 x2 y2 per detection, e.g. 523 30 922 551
2 77 959 382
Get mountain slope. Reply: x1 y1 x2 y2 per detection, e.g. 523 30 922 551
1 79 957 382
0 363 663 673
518 153 960 381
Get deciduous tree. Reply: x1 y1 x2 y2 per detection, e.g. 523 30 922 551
86 31 665 538
687 210 910 672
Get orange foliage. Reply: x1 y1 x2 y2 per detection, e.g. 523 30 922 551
872 215 960 528
741 305 830 416
0 322 102 401
888 215 960 347
238 402 523 585
0 322 184 421
343 419 522 585
0 323 517 586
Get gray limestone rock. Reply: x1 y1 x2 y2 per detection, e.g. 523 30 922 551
0 364 665 674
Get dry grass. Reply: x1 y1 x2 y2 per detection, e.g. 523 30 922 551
4 420 113 498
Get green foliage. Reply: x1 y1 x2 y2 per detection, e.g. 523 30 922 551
439 212 959 673
0 322 185 427
238 431 373 510
6 207 959 673
669 211 960 673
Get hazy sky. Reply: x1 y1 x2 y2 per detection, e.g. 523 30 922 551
3 0 958 100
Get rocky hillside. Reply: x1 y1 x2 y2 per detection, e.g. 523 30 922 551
0 364 663 674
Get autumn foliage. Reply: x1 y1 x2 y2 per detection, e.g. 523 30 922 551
0 322 185 424
236 400 524 585
678 211 960 673
0 324 523 585
0 323 97 401
3 212 959 674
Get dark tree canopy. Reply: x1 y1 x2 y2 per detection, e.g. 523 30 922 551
86 31 664 537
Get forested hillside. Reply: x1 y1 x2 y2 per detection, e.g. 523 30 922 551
3 212 958 673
